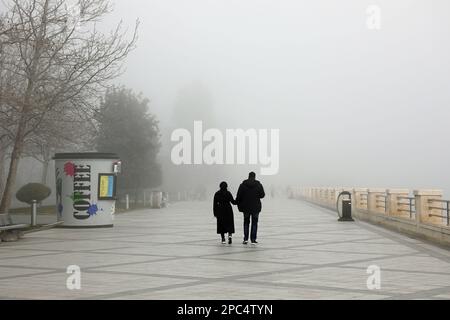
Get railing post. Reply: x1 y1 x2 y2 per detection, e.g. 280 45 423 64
368 188 386 213
414 189 443 226
387 189 410 218
353 188 368 211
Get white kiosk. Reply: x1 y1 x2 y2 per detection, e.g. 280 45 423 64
54 153 121 228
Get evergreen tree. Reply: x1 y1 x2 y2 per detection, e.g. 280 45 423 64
96 87 162 199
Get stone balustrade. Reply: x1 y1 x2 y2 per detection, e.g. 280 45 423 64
295 187 450 246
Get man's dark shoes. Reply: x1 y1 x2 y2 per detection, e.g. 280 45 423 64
242 240 248 245
251 241 258 245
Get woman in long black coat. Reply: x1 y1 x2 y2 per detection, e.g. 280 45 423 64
213 182 237 244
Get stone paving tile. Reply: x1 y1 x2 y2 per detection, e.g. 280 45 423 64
99 257 297 279
109 281 389 300
299 241 417 255
357 238 405 245
0 251 164 269
247 266 448 295
0 266 54 279
0 199 449 300
0 239 134 252
0 239 60 248
0 248 60 259
0 272 196 300
203 249 387 265
96 243 261 258
342 255 450 274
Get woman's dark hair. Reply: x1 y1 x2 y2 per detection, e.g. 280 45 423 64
220 182 228 190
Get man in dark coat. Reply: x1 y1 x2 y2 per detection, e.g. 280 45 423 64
213 182 236 244
236 172 265 245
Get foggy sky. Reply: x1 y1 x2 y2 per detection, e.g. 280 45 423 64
6 0 450 197
105 0 449 193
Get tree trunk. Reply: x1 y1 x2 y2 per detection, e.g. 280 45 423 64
41 159 49 185
0 128 25 213
0 77 36 213
0 150 5 198
40 145 51 186
0 0 49 214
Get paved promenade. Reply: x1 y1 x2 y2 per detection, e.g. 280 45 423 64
0 199 449 300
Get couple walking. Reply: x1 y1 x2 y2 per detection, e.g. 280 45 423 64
213 172 265 245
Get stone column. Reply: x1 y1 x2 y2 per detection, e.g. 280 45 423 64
367 188 386 213
387 189 410 218
414 189 444 226
319 188 325 204
312 188 318 202
326 188 332 206
353 188 368 211
329 188 336 207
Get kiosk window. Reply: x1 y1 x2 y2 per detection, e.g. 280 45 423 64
98 174 117 200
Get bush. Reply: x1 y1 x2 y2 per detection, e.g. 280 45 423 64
16 183 51 205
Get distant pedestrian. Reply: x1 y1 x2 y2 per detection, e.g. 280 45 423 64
213 182 237 244
236 172 265 245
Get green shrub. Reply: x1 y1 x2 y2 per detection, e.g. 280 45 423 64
16 183 51 205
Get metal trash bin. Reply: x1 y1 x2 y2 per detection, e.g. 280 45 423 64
53 153 121 228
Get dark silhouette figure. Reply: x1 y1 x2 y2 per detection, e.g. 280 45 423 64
213 182 236 244
236 172 265 244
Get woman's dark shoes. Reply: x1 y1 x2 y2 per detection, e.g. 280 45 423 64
228 237 232 244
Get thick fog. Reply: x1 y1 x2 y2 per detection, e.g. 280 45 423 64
102 0 450 194
7 0 450 204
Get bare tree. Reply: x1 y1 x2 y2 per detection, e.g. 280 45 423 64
0 22 14 199
0 0 138 213
24 105 96 184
